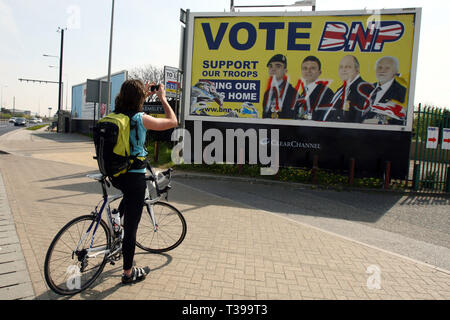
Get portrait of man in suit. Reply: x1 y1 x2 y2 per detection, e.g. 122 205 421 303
292 56 334 121
363 56 407 125
324 55 371 123
262 54 298 119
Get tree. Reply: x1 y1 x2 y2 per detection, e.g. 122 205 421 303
128 64 165 102
129 64 164 84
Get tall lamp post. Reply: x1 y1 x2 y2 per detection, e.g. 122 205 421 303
57 27 66 132
106 0 115 115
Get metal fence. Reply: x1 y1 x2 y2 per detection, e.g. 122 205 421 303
411 104 450 193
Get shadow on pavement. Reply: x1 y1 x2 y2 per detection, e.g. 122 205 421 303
36 170 100 183
35 253 173 300
172 176 450 224
32 132 92 143
37 171 450 232
43 181 104 196
399 195 450 205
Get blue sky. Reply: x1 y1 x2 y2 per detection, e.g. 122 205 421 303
0 0 449 116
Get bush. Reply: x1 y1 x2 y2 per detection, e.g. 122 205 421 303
175 163 392 190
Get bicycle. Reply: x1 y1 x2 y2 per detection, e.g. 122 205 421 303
43 166 187 295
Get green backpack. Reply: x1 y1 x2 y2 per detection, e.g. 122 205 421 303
93 112 147 178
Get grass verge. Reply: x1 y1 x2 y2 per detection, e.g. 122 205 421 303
26 124 48 131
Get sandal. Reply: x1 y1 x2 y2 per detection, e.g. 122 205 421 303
122 266 150 284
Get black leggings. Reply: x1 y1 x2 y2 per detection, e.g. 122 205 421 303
112 172 146 271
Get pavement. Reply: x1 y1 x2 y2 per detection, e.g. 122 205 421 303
0 127 449 300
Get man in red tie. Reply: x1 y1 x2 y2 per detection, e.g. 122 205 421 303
262 54 297 119
292 56 334 121
324 55 371 123
363 56 407 125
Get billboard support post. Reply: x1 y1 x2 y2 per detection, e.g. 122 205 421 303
154 141 160 163
349 158 355 185
312 155 319 184
384 161 391 190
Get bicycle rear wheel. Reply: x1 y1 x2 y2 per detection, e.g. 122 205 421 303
136 201 186 253
44 215 111 295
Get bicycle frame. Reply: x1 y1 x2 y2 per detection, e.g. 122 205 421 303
74 192 122 259
75 172 163 259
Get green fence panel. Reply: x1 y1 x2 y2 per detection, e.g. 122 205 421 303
411 105 450 193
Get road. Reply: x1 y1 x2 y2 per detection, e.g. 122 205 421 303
0 121 43 137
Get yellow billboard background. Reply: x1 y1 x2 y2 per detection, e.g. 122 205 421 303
190 13 416 125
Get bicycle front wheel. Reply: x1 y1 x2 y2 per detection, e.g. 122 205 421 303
136 201 186 253
44 215 111 295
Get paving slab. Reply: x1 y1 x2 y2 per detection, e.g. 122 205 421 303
0 172 35 300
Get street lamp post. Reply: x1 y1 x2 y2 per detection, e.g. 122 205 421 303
57 27 66 132
106 0 115 115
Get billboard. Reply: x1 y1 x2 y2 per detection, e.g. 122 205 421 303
71 70 128 120
181 9 422 179
184 9 421 132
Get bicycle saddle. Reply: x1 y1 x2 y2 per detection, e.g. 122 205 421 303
87 173 104 181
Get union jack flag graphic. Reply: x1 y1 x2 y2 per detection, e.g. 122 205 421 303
347 22 376 51
371 100 406 120
318 20 404 52
372 21 404 51
318 22 348 51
